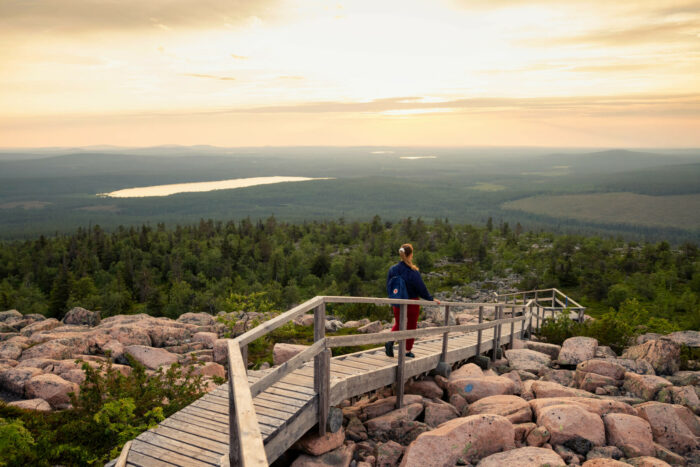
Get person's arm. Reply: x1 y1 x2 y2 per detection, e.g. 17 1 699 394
411 270 434 301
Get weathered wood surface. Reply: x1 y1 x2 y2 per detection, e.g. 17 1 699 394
126 316 533 467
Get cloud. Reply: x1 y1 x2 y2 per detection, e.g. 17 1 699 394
533 20 700 47
231 54 249 60
0 0 278 34
182 74 236 81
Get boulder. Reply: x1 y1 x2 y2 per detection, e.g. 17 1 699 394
626 457 672 467
525 341 561 360
467 395 532 424
673 404 700 436
20 318 61 337
636 401 698 454
539 368 575 387
361 395 423 421
448 363 483 380
25 373 79 409
297 314 316 327
531 380 594 398
290 444 354 467
0 309 22 322
294 427 345 456
399 415 515 466
376 440 404 467
595 346 617 358
652 442 688 466
62 307 100 326
325 320 343 332
577 359 626 380
607 358 655 375
100 339 125 362
586 446 623 461
505 349 551 373
273 343 309 366
667 371 700 387
581 460 629 466
476 446 566 466
176 312 215 326
0 366 44 394
124 345 178 370
8 398 52 411
404 377 443 399
529 397 636 418
365 403 423 435
526 425 550 447
623 372 672 401
192 362 226 379
20 341 74 361
501 370 523 394
0 342 22 360
657 386 699 413
536 404 605 446
345 416 367 441
213 339 228 364
513 422 537 444
602 413 655 457
577 372 619 393
102 325 152 346
666 330 700 348
447 376 516 403
148 325 192 348
357 321 382 334
424 399 460 427
558 337 598 366
18 358 61 371
622 339 680 375
192 332 218 349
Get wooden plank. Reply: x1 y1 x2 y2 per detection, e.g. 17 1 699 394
255 391 308 409
260 385 314 402
116 440 132 467
263 398 318 463
253 398 299 415
341 354 391 368
130 439 214 467
332 358 377 371
227 341 268 467
250 339 325 398
137 429 223 464
126 448 180 467
236 296 323 346
249 403 294 421
151 424 228 454
316 349 331 436
169 411 228 434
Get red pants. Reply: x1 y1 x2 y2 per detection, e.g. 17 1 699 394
391 299 420 351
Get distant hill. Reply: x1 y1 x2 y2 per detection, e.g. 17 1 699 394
537 149 698 174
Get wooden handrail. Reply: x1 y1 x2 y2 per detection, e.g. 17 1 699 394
228 340 267 466
235 296 323 346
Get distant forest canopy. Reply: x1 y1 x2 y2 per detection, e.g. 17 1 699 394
0 147 699 242
0 216 698 332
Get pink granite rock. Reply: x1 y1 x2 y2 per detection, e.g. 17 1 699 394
531 380 594 398
102 325 152 346
577 372 619 393
176 312 215 326
100 339 125 361
477 446 566 467
657 386 699 413
19 340 74 361
526 425 551 447
62 307 100 326
602 413 655 457
636 401 698 454
448 363 483 381
0 366 43 394
365 403 423 435
536 404 605 447
558 337 598 366
424 399 460 427
25 373 79 409
357 321 382 334
581 460 629 466
294 427 345 456
529 397 636 419
625 456 672 467
623 372 672 401
514 422 537 444
399 414 515 466
467 395 532 424
191 362 226 379
673 404 700 436
20 318 61 337
447 376 516 403
273 343 309 366
622 339 680 375
577 359 626 380
539 368 575 387
147 325 192 348
505 349 551 373
376 440 404 466
213 339 228 364
361 395 423 421
291 444 354 467
8 398 52 411
0 342 22 360
124 345 178 370
404 377 443 399
192 332 218 349
526 341 561 359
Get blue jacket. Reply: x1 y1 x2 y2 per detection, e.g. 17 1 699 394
386 262 434 301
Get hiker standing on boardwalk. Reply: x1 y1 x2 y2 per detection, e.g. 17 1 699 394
385 243 439 358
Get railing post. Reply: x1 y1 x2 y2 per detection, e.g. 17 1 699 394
509 311 515 348
534 290 538 304
491 305 499 362
314 302 329 436
241 345 248 370
228 346 240 466
476 305 483 355
396 303 407 409
552 289 556 308
536 305 540 331
436 304 451 376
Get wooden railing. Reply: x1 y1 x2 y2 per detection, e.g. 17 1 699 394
496 288 585 322
226 290 581 466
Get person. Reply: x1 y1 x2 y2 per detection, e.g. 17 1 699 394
385 243 439 358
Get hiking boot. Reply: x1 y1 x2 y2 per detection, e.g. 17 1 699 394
385 341 394 357
405 351 415 358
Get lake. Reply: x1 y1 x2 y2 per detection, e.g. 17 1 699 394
99 176 332 198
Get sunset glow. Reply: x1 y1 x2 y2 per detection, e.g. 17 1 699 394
1 0 699 147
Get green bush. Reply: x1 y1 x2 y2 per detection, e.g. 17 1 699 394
0 418 35 467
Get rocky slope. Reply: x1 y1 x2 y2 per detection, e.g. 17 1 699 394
281 333 700 467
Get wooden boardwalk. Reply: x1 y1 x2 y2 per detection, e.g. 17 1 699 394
124 319 524 466
122 289 583 466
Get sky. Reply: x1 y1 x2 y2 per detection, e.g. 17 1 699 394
1 0 699 148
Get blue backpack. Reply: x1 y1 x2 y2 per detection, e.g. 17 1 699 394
387 274 409 306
